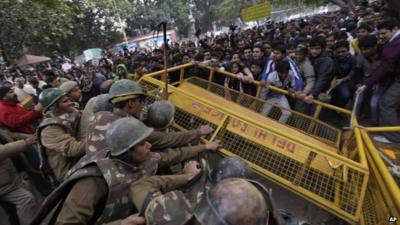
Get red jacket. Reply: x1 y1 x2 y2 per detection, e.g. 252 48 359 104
0 100 42 134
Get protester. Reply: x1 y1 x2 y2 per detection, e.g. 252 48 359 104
260 60 294 123
304 36 334 104
0 1 399 223
356 18 400 143
0 84 43 134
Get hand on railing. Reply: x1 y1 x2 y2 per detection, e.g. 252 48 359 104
355 84 367 95
304 95 314 104
287 88 296 97
198 124 214 136
259 80 268 88
295 91 306 100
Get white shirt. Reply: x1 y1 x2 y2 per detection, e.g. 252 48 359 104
14 85 35 102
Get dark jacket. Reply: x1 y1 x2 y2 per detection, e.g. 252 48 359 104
310 51 334 97
333 54 356 79
365 31 400 88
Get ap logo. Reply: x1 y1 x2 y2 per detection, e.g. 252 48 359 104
389 216 398 223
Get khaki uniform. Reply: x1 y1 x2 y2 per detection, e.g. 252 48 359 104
86 110 202 153
33 144 211 225
0 128 37 225
130 175 189 212
38 109 84 180
0 128 28 195
147 130 202 151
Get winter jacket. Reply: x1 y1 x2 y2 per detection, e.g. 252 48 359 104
296 57 315 95
310 52 334 97
0 100 42 134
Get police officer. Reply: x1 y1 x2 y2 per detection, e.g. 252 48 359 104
37 88 84 184
146 100 176 130
131 177 271 225
78 93 112 141
144 100 214 151
86 79 213 153
59 81 82 105
0 128 37 225
32 117 221 225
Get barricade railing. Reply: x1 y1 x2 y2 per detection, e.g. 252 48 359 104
139 67 369 224
144 63 354 148
357 127 400 225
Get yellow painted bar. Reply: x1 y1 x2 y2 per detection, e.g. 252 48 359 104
364 126 400 132
140 67 371 224
145 76 368 172
361 130 400 212
353 119 368 167
219 149 360 224
209 114 228 142
367 150 399 219
175 82 338 152
365 149 399 222
198 63 352 115
179 68 185 82
143 63 352 115
144 63 193 78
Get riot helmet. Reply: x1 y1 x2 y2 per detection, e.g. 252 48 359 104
211 156 252 183
195 178 269 225
108 79 145 104
147 100 175 129
39 88 67 112
106 117 153 156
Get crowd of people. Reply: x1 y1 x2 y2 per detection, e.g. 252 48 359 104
0 0 399 224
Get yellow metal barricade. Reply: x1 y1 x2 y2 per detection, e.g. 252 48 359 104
359 127 400 225
139 63 370 224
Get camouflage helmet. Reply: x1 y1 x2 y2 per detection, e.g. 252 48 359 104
39 88 67 112
108 79 144 104
145 191 194 225
211 156 252 183
195 178 269 225
105 117 153 156
147 100 176 129
92 94 113 113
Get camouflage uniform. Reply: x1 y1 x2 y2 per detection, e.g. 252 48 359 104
129 160 212 225
85 110 203 153
78 94 112 141
141 178 272 225
85 111 121 153
31 149 158 224
145 191 194 225
37 109 83 184
129 157 274 225
31 142 211 225
130 175 201 225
